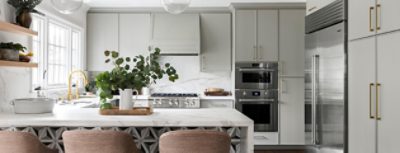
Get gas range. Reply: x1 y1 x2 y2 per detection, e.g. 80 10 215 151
150 93 200 109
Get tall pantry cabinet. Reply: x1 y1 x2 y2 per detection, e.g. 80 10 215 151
349 0 400 151
233 5 306 145
349 0 400 41
235 10 278 62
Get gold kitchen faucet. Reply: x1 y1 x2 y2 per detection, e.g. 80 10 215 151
67 70 89 101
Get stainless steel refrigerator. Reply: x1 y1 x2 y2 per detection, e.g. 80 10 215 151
304 0 347 153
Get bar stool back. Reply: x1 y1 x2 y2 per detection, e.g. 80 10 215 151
159 130 231 153
0 131 58 153
62 130 140 153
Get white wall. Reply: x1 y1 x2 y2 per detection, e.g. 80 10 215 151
0 1 88 112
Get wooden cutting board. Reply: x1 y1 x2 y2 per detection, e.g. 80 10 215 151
99 107 153 115
204 91 231 96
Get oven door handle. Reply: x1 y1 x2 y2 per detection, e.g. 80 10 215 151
238 99 277 103
238 68 276 72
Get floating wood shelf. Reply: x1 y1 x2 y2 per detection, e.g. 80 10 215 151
0 21 38 36
0 60 38 68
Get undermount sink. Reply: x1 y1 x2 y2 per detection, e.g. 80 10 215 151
11 98 56 114
58 98 99 108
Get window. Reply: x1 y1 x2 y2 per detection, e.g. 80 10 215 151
71 30 82 71
32 15 83 89
31 16 45 88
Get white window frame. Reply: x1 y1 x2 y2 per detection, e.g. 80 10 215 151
31 14 84 90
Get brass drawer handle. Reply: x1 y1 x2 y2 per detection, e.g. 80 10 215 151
369 83 375 119
376 83 381 120
376 4 381 30
369 6 375 32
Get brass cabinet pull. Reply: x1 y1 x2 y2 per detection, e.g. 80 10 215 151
376 4 381 30
369 6 375 32
369 83 375 119
376 83 381 120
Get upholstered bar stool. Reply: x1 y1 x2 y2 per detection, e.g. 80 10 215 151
0 131 58 153
159 130 231 153
62 130 140 153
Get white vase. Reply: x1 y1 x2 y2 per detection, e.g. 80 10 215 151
119 89 133 110
141 87 151 96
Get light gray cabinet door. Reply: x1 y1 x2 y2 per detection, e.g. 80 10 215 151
119 14 151 58
200 99 234 108
279 78 305 145
279 9 305 76
235 10 257 62
87 13 119 71
377 0 400 35
200 13 231 72
348 37 377 153
257 10 278 62
348 0 376 40
377 31 400 153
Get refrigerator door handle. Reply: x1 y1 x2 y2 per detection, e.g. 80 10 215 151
311 54 320 145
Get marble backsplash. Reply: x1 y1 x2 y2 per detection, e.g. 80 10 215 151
89 56 233 94
0 68 32 112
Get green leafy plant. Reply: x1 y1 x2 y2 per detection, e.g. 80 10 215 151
7 0 43 15
95 47 179 109
0 42 27 52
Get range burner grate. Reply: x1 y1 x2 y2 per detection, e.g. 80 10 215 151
151 93 198 97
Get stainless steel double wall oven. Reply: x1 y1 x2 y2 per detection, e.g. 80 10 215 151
235 62 279 132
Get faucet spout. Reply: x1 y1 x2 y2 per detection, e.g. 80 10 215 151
67 70 89 101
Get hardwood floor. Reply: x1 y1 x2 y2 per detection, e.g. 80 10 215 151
255 150 305 153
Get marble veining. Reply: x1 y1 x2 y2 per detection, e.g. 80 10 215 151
0 67 32 112
0 107 253 127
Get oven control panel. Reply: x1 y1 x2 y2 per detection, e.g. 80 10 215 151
237 89 277 99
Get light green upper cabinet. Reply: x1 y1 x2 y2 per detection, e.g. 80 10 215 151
235 10 278 62
119 14 151 58
348 0 376 40
235 10 257 62
87 13 151 71
257 10 278 62
87 13 119 71
200 13 232 72
349 0 400 40
279 9 305 77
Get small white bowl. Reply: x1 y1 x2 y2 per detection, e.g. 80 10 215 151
11 98 55 114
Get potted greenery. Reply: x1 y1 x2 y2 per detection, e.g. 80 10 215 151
95 47 179 110
0 42 27 61
8 0 43 28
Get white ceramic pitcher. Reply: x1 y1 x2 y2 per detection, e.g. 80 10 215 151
119 89 139 110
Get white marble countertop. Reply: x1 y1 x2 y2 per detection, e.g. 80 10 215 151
136 95 234 100
0 106 252 127
199 95 235 100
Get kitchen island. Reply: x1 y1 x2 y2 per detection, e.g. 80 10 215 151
0 106 253 153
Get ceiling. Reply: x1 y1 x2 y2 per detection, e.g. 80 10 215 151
86 0 306 8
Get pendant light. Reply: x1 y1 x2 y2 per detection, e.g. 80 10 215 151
161 0 192 14
51 0 83 14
